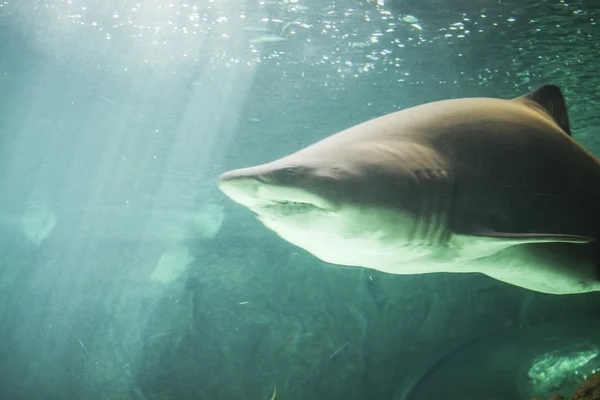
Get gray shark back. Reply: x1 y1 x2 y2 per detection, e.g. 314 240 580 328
414 86 599 242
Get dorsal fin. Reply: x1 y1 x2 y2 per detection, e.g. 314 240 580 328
514 84 572 137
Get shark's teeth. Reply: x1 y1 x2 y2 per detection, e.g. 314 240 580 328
260 200 322 216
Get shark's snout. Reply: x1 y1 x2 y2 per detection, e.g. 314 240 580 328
217 167 259 184
217 169 264 207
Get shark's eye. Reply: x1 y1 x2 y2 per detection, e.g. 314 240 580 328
282 167 301 177
274 166 307 183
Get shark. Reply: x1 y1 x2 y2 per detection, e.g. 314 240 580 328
217 85 600 295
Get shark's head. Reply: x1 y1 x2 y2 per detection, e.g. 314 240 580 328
217 137 448 268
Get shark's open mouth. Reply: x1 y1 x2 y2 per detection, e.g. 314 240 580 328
260 200 323 216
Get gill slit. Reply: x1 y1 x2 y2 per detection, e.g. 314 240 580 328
407 169 454 247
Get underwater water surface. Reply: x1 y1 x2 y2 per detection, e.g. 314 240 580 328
0 0 599 399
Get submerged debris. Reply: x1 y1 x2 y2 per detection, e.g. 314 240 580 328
532 371 600 400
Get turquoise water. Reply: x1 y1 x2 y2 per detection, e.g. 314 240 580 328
0 0 599 399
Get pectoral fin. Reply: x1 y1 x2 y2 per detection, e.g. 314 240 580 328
471 231 594 244
450 231 595 262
